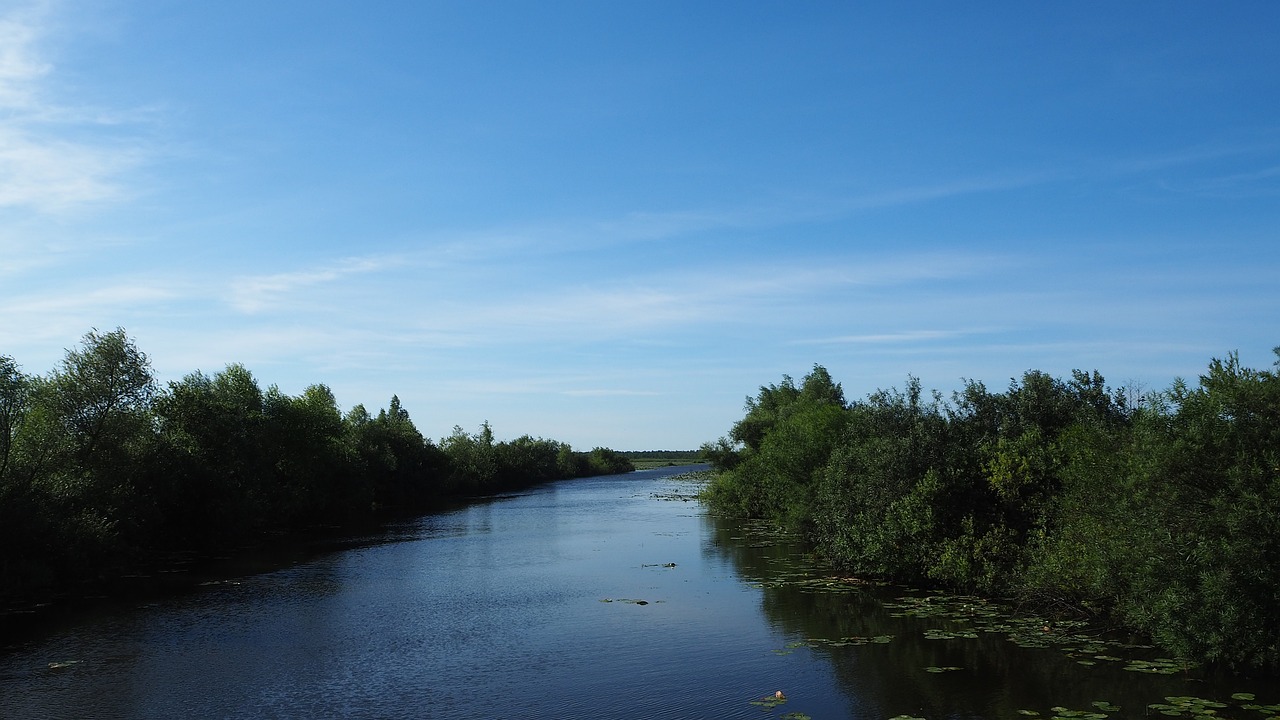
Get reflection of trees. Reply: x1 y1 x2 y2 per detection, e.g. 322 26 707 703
702 512 1246 719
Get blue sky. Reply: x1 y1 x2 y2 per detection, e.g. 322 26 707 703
2 1 1278 450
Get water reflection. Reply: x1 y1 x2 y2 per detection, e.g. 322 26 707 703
2 467 1274 720
702 511 1278 719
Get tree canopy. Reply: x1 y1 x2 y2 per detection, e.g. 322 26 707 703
0 328 634 601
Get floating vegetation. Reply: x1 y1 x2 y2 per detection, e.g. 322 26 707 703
811 634 894 648
923 628 979 640
749 692 788 709
1123 658 1195 675
650 491 699 501
885 594 1008 622
722 520 1279 720
775 634 894 654
1015 696 1280 720
780 713 812 720
1045 706 1108 720
1147 696 1230 717
882 592 1203 674
773 641 809 656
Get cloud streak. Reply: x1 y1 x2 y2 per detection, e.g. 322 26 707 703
228 255 404 314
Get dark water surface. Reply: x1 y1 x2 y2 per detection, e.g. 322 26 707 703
1 466 1274 719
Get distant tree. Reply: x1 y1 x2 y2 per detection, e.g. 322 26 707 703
441 421 499 492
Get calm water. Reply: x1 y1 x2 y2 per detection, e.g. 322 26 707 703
1 465 1274 719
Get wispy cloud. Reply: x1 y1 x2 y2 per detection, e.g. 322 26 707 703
228 255 404 313
794 329 981 346
1163 163 1280 199
0 280 177 359
839 172 1061 213
0 1 148 213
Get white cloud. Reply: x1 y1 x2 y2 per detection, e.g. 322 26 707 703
0 1 148 213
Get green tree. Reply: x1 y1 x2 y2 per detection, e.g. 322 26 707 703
705 366 848 525
345 395 446 511
0 355 28 482
812 377 951 581
150 364 269 545
441 421 498 492
8 329 160 583
261 383 356 524
46 329 158 541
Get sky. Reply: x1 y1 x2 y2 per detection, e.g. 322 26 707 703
2 1 1278 451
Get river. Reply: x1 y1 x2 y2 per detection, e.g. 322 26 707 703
1 465 1274 719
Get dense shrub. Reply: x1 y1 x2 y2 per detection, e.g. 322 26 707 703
702 350 1280 672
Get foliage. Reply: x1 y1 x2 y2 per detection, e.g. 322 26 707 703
0 328 632 601
703 365 849 526
702 350 1280 672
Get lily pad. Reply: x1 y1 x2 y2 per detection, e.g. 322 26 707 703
750 693 788 709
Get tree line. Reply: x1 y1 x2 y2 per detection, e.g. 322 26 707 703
700 349 1280 673
0 328 633 600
